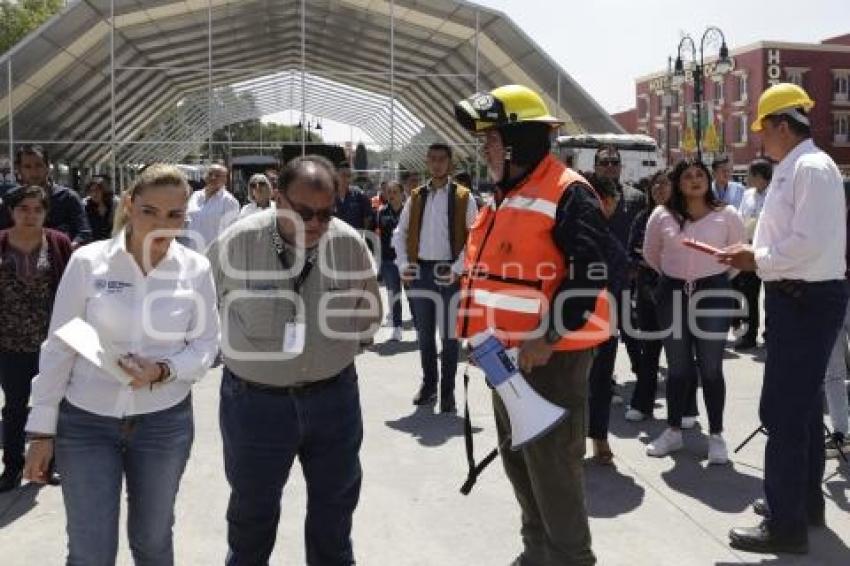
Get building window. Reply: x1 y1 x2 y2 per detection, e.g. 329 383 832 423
734 114 748 144
656 93 664 115
834 73 849 102
670 125 680 149
835 114 849 143
735 74 748 103
638 95 649 120
785 68 805 87
713 80 725 103
671 90 680 113
656 126 667 149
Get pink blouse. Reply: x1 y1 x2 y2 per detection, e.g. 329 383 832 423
643 204 746 281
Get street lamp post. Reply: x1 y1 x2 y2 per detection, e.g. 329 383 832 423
670 26 733 162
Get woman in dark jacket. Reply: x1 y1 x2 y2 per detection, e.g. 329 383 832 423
83 176 119 241
0 186 72 492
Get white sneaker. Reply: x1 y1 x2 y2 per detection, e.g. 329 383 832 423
389 327 403 342
647 428 683 457
707 434 729 465
625 408 648 422
681 416 698 429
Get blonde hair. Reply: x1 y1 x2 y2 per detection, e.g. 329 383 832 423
113 164 191 235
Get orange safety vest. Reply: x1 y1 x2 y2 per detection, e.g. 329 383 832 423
457 154 611 351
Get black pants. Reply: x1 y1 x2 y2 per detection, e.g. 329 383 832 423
588 337 618 440
629 282 664 414
761 280 847 540
734 272 762 342
0 351 39 472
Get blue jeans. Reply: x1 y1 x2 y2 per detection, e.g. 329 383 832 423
656 274 733 434
380 260 403 328
409 261 460 397
761 280 847 540
55 397 194 566
220 365 363 566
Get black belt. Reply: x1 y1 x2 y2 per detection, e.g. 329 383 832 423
230 368 350 396
764 279 843 298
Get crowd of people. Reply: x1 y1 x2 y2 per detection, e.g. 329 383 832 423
0 81 846 564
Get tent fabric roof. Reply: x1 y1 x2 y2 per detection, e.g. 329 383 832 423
0 0 622 168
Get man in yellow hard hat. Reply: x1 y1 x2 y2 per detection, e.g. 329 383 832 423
719 83 847 555
455 85 611 565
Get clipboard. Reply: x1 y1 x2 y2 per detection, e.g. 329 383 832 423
54 318 133 386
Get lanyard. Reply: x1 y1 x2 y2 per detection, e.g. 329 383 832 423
270 223 315 295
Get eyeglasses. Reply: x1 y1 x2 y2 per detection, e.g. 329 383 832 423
597 159 621 167
281 193 334 223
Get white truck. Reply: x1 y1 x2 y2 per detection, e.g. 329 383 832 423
555 134 663 185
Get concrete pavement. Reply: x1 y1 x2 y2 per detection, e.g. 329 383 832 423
1 302 848 565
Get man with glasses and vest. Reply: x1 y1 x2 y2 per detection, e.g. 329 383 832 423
719 83 847 555
209 155 382 565
392 143 478 413
455 85 611 566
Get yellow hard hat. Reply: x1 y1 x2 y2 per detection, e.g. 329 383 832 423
751 83 815 132
455 84 564 132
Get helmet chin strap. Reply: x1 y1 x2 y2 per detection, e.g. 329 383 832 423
496 146 513 191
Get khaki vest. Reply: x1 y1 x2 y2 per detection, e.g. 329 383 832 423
406 182 470 263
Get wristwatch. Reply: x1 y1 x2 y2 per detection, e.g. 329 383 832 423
156 360 177 384
544 326 561 345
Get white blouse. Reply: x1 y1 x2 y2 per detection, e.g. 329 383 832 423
26 231 221 435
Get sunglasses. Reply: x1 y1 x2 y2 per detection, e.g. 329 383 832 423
597 159 621 166
281 193 334 223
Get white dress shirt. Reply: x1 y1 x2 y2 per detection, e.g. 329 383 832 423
712 180 746 210
738 187 768 242
185 187 240 250
239 200 276 219
26 231 221 435
753 139 846 282
392 179 478 273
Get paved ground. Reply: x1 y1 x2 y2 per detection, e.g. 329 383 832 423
1 293 848 565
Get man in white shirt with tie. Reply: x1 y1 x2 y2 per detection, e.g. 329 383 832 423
711 155 746 209
392 143 478 413
185 163 240 250
720 83 848 556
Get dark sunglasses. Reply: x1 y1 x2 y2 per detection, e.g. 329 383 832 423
597 159 621 166
281 193 334 223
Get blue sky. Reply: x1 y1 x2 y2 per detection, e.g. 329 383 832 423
476 0 849 112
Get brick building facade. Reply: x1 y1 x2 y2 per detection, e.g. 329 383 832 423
628 34 850 175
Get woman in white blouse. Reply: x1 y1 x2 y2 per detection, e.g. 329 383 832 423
23 164 220 565
642 158 745 464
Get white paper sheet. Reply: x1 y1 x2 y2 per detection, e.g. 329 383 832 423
54 317 132 386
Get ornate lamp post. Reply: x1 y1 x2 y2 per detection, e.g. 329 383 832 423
670 26 733 162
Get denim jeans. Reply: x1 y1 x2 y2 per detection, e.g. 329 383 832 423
824 282 850 436
761 280 847 540
409 261 460 398
55 396 193 566
655 274 733 434
0 351 39 472
380 260 403 328
220 365 362 566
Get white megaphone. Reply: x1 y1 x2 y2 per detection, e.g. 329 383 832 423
469 330 568 449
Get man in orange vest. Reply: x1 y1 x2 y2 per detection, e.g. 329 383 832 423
455 85 611 565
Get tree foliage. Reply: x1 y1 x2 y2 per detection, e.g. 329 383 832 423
1 0 65 56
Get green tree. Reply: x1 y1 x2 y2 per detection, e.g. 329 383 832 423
1 0 65 56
